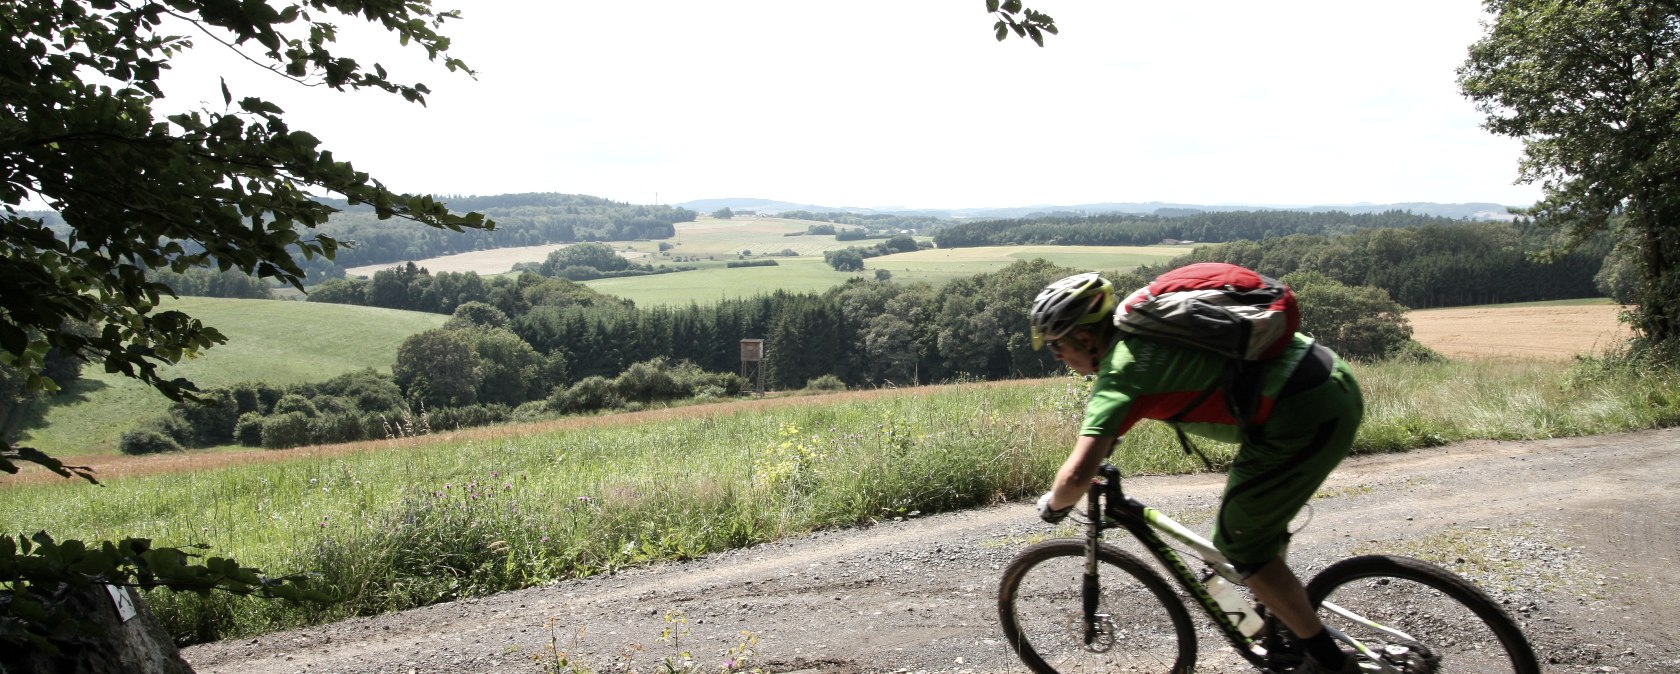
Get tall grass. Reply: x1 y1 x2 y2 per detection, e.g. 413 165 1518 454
1 357 1675 643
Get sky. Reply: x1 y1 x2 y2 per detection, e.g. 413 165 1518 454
154 1 1542 211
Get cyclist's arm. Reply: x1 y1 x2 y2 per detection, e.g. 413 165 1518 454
1045 434 1118 511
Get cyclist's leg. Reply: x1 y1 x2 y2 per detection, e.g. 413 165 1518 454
1211 359 1363 638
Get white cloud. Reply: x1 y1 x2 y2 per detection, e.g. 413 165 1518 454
153 0 1539 209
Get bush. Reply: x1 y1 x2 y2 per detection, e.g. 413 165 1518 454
118 428 182 455
547 376 621 415
1390 340 1446 364
234 412 264 447
273 394 319 418
227 381 283 415
614 359 684 403
804 374 847 392
428 404 510 431
260 412 315 449
309 413 372 445
167 389 239 447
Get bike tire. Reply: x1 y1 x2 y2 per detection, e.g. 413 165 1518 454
998 539 1197 674
1306 555 1542 674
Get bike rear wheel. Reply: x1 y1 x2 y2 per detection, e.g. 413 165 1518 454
1306 555 1541 674
998 539 1196 674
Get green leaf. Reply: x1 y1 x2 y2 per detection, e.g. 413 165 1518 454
987 0 1001 12
220 78 231 106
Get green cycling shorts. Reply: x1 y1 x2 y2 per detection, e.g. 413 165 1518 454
1210 354 1363 568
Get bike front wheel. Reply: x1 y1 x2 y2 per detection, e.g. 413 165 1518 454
998 539 1196 674
1306 555 1541 674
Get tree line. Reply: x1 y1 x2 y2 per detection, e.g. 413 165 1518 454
1148 221 1607 308
932 209 1468 248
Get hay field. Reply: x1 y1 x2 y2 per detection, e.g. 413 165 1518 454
1408 300 1631 360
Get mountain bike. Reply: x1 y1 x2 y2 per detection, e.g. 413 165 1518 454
996 463 1541 673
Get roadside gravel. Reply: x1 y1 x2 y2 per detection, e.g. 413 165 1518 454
183 427 1680 674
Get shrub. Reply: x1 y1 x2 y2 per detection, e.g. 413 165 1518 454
272 394 319 418
227 381 283 415
234 412 264 447
309 413 372 445
614 359 684 403
1390 340 1446 364
428 404 510 431
167 389 239 447
804 374 847 392
118 428 182 455
260 412 315 449
547 376 621 415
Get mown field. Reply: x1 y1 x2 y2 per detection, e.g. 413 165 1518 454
16 298 447 456
1409 299 1631 360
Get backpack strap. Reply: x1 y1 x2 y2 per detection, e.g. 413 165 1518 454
1165 359 1267 471
1164 367 1233 472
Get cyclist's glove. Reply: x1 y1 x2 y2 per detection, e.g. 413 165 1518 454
1036 492 1072 524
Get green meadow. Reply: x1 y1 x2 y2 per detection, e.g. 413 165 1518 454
18 298 446 456
1 354 1676 643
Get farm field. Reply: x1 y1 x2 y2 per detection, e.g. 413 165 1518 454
332 217 1193 306
1408 299 1630 360
16 298 446 456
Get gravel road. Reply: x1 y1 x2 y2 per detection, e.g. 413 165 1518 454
182 427 1680 674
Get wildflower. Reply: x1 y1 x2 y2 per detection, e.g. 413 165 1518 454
540 535 551 543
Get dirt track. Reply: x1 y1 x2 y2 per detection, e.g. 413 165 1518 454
177 427 1680 673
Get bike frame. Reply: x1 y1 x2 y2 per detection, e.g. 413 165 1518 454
1084 463 1272 668
1082 463 1411 673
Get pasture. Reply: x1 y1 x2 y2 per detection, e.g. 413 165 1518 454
16 298 446 456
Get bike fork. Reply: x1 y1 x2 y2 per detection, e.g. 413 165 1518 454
1082 487 1104 646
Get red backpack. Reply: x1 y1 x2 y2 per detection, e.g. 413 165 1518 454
1113 263 1304 468
1114 262 1300 361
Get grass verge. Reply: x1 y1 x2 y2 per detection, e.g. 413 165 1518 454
0 356 1674 643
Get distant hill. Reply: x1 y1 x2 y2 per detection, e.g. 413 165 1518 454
676 199 1527 222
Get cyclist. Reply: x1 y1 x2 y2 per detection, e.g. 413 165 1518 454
1029 270 1365 674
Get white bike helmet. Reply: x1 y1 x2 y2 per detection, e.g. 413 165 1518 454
1029 272 1117 350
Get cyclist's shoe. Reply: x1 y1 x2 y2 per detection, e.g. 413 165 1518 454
1291 652 1362 674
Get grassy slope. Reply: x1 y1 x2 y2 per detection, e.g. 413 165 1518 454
19 298 447 456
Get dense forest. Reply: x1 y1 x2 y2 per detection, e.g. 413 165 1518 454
1155 222 1608 308
932 210 1470 248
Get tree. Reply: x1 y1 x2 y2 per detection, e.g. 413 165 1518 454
539 242 630 277
1 1 485 654
1282 271 1415 361
392 329 483 409
1459 0 1680 352
987 0 1058 46
712 207 735 219
825 249 865 272
1 1 492 481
